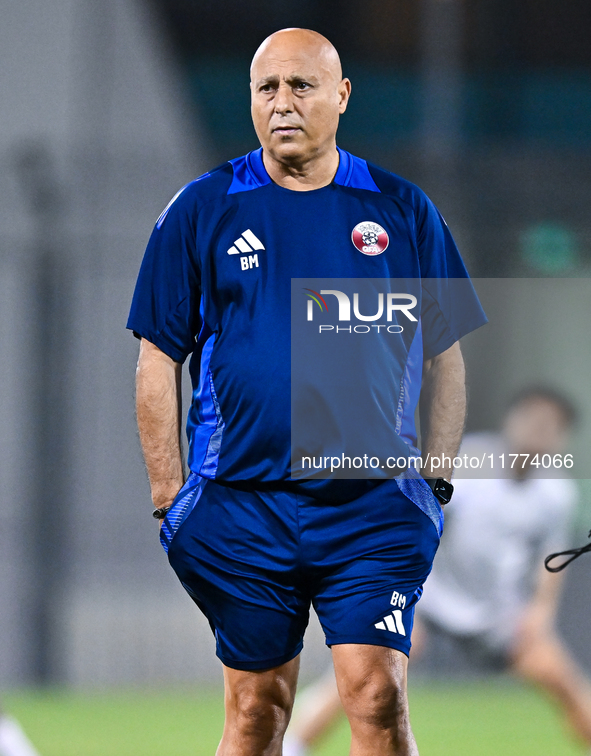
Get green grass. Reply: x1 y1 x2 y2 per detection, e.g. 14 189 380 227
3 679 585 755
3 688 224 756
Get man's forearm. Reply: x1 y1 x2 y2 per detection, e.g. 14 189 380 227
136 338 184 509
419 341 466 480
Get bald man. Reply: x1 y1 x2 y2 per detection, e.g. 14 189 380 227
128 29 486 755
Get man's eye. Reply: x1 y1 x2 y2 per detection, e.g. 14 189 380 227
260 84 274 93
295 82 310 90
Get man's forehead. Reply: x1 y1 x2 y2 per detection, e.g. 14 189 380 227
251 31 341 82
252 57 327 82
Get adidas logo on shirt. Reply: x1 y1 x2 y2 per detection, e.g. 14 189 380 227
375 610 406 636
227 230 265 255
227 229 265 271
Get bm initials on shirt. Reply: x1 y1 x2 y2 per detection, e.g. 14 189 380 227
241 254 259 271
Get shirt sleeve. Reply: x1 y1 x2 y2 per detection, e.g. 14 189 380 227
126 183 202 363
415 192 488 359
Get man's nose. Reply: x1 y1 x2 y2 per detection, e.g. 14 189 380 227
274 81 294 114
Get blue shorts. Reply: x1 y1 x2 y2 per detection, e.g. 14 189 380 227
160 475 442 671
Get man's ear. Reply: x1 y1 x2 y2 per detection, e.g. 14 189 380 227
338 78 352 114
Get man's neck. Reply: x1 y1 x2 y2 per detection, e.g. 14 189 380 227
262 146 340 191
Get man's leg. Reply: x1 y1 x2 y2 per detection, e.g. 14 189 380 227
332 644 419 756
283 618 431 756
216 655 300 756
302 480 439 756
511 631 591 745
165 481 311 753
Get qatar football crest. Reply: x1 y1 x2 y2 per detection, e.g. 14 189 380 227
351 221 389 256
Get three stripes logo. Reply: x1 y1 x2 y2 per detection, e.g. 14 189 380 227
375 591 407 635
227 229 265 271
375 610 406 636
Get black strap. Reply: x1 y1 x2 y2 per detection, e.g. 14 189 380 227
545 530 591 572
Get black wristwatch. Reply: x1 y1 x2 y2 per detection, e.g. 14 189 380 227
424 478 454 505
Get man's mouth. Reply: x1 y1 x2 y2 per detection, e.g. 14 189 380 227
272 126 301 135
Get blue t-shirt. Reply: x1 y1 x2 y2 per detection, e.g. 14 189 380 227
127 147 487 486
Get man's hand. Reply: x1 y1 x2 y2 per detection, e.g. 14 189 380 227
136 338 184 510
420 341 466 480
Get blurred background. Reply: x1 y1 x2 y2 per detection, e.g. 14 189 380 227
1 0 591 752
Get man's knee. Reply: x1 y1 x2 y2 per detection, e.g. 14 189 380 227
339 667 409 730
232 689 291 736
224 661 299 741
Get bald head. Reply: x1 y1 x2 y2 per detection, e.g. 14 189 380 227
251 28 343 83
250 28 351 181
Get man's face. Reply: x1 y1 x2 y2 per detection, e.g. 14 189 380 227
250 35 350 166
503 399 571 457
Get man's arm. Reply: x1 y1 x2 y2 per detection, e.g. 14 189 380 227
419 341 466 480
136 338 184 510
517 565 564 640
